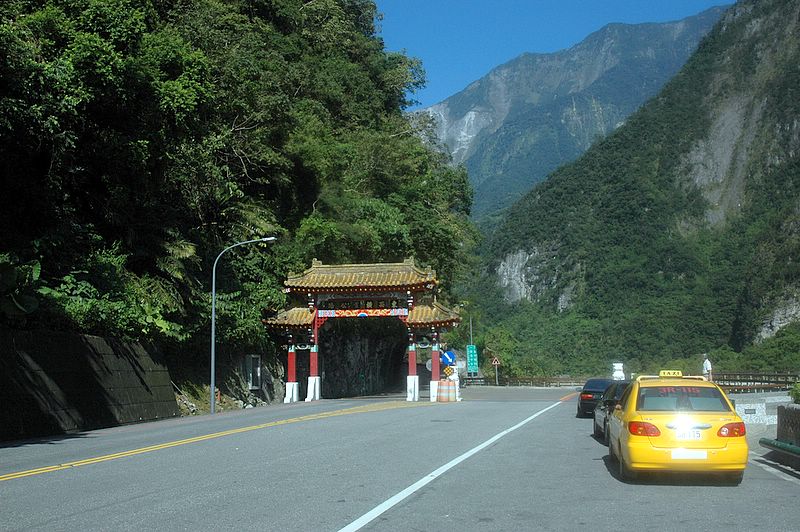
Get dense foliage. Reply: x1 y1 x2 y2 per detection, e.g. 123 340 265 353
0 0 477 376
462 0 800 379
3 0 797 388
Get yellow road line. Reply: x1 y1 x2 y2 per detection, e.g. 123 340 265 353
1 401 431 483
559 392 578 401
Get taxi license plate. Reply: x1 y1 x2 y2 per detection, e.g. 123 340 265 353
671 449 707 459
676 430 702 440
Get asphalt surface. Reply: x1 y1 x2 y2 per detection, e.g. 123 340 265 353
1 387 798 531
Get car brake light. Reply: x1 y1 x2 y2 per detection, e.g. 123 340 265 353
580 393 594 400
717 422 746 437
628 421 661 436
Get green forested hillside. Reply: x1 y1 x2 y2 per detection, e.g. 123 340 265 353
0 0 476 376
462 0 800 378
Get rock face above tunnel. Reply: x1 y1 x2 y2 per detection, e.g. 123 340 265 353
318 319 408 398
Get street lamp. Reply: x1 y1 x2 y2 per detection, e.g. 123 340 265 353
211 236 276 414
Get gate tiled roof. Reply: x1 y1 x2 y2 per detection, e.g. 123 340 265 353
285 258 437 293
407 301 461 327
262 307 314 329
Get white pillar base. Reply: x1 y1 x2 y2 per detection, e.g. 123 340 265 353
284 382 299 403
305 376 321 402
452 375 462 402
406 375 419 401
430 380 439 402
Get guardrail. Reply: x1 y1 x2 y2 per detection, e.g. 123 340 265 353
491 372 799 391
500 377 583 388
713 372 799 393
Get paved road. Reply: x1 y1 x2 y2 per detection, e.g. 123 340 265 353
1 387 798 531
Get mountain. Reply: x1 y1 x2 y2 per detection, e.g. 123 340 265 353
425 6 727 216
469 0 800 376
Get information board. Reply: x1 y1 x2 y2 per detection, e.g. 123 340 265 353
466 344 478 374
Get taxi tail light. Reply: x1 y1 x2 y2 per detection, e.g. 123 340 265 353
717 422 746 437
628 421 661 437
580 393 594 400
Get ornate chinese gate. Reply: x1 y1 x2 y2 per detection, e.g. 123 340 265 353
263 258 460 402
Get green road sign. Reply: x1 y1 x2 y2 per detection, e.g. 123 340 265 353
466 344 478 373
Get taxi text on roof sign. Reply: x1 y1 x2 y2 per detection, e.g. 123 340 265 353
659 370 683 377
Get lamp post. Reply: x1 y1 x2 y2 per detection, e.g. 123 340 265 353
211 236 276 414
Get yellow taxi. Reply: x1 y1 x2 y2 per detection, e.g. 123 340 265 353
607 370 748 484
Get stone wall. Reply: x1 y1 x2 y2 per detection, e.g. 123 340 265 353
777 404 800 445
0 330 180 441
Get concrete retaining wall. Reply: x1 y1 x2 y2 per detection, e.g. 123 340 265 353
732 392 793 425
0 330 180 441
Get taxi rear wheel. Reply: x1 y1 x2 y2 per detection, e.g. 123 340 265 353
611 442 636 481
618 452 637 481
618 456 636 480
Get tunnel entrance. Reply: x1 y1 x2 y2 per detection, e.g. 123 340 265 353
318 318 407 398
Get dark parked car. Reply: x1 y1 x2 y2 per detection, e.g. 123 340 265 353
592 380 630 443
577 378 613 418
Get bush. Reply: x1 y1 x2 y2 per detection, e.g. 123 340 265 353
790 382 800 404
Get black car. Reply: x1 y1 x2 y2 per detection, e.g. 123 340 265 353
592 380 630 443
576 378 613 418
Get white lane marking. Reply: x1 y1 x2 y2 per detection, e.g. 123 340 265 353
748 451 800 486
338 401 562 532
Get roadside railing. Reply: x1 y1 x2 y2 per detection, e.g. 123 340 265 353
493 372 799 392
713 371 799 393
500 377 583 388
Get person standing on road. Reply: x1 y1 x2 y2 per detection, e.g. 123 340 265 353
702 353 713 381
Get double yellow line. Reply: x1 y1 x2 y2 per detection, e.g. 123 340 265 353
1 401 430 482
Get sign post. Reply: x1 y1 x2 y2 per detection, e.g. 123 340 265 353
491 356 500 385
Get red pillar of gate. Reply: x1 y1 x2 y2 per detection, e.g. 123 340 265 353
310 347 319 377
408 342 417 376
287 345 296 382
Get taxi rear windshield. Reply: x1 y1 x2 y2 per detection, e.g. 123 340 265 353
636 386 731 412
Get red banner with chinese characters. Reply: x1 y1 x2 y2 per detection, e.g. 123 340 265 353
317 308 408 318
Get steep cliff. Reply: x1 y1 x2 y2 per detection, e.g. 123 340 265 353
425 7 726 216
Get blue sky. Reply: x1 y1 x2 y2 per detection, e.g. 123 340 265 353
375 1 730 109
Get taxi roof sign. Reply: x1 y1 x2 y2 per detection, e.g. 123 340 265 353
637 371 708 382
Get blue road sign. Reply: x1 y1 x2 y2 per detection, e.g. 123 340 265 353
441 350 456 366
